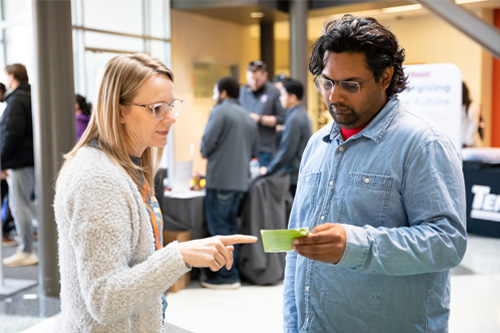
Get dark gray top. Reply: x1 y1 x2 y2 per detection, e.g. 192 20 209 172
266 105 312 185
201 98 258 191
239 81 286 153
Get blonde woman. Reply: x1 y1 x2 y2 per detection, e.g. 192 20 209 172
54 53 256 332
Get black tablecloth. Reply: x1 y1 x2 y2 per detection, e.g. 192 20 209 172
160 192 208 240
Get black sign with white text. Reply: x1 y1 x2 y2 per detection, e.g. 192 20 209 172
463 161 500 238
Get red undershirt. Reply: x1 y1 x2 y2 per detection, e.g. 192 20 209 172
340 123 368 141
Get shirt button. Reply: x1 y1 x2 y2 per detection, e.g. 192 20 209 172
306 286 310 291
305 317 309 323
364 178 370 184
329 181 333 186
339 146 344 152
321 216 325 221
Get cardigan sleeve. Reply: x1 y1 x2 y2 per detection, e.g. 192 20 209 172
59 165 190 324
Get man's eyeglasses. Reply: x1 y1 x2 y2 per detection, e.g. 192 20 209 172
123 99 184 120
314 75 374 96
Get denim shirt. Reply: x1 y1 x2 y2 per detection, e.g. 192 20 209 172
283 97 467 333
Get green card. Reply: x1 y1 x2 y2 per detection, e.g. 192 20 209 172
260 228 309 253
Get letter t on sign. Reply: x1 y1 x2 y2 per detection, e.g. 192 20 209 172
471 185 490 210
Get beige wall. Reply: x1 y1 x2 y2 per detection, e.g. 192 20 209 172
378 9 492 146
307 9 493 144
379 11 484 103
171 7 496 175
171 10 259 175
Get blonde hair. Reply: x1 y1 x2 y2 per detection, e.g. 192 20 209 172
59 53 174 196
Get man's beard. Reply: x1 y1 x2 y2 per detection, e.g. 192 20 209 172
328 102 358 126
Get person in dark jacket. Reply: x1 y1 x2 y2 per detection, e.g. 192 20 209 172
1 63 38 267
201 77 258 289
260 79 312 197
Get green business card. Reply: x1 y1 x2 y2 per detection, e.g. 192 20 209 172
260 228 309 253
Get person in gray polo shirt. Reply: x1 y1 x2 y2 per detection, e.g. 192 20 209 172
239 61 286 167
201 76 258 289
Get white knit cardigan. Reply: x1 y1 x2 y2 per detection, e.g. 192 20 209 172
54 147 190 332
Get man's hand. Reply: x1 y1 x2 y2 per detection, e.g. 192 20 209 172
178 234 257 271
249 113 260 123
291 223 346 264
1 170 9 180
259 166 268 176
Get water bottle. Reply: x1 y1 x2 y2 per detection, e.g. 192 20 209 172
249 158 260 180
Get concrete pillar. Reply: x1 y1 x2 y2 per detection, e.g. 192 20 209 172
260 21 275 79
289 0 309 104
31 0 75 297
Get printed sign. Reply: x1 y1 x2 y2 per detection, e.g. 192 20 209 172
399 63 462 150
470 185 500 223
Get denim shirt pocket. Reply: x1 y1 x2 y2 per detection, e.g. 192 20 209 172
295 171 321 227
340 172 393 227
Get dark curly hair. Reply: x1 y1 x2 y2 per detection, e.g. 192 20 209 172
309 14 407 98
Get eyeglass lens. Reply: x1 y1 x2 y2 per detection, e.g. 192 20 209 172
317 78 360 95
153 100 183 119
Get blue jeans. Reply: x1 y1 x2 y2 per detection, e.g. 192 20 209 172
205 189 244 282
7 167 36 253
257 151 274 167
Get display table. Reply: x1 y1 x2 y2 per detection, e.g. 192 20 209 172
463 161 500 238
160 190 208 240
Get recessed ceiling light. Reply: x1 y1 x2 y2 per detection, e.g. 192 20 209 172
382 4 421 14
250 12 265 19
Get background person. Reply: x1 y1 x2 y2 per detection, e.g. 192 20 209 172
260 78 312 197
75 93 92 141
272 73 288 90
272 73 288 144
200 76 258 289
239 60 285 167
0 80 16 246
461 81 483 148
283 15 466 332
1 63 38 267
54 53 256 332
0 82 6 102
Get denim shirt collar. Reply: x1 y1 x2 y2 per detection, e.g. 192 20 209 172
322 96 400 144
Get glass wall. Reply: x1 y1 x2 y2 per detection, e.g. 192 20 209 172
0 0 174 168
71 0 172 102
0 0 172 105
0 0 32 84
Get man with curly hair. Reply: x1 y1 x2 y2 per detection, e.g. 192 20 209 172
283 15 466 332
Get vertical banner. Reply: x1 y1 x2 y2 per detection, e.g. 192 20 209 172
399 63 462 150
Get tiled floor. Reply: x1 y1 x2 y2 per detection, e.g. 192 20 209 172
1 233 500 333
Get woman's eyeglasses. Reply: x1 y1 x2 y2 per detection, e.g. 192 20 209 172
123 99 185 120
